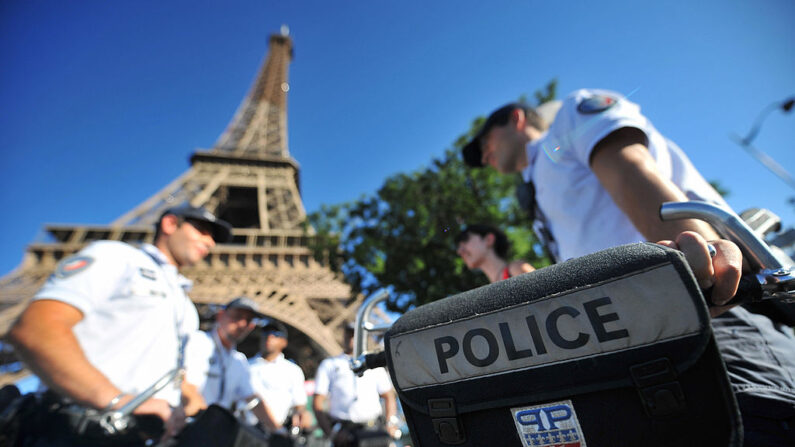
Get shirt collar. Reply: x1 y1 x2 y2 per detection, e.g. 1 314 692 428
523 130 549 183
140 243 193 291
141 243 170 265
213 326 234 354
261 353 285 364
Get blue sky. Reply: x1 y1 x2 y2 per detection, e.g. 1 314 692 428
1 0 794 277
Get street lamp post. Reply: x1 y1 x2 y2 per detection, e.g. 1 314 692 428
730 96 795 190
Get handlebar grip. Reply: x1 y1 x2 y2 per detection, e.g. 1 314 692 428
364 351 387 370
705 274 763 307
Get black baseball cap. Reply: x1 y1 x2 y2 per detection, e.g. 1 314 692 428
261 320 289 339
160 204 232 243
225 296 266 319
461 103 522 168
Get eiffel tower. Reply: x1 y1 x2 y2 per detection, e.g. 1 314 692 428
0 28 362 383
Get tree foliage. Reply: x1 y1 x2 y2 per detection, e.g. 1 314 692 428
308 81 557 313
534 78 557 106
708 180 730 198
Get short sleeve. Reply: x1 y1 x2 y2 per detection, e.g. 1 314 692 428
373 367 393 395
182 330 212 389
291 363 307 406
232 353 255 400
33 241 132 315
178 297 200 336
314 359 331 396
556 89 650 165
247 359 264 396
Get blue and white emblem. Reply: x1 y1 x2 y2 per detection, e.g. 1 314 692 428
576 94 617 114
512 400 586 447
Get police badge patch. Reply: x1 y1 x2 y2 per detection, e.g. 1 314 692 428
55 255 94 278
576 94 617 114
139 268 157 280
512 400 586 447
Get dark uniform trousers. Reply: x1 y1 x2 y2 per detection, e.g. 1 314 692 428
712 308 795 446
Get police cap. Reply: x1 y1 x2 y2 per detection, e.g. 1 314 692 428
261 320 289 339
225 296 266 319
462 100 563 168
160 204 233 243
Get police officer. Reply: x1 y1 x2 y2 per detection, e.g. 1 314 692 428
182 297 280 431
6 204 232 444
455 223 535 283
245 321 312 432
313 324 398 447
462 89 795 444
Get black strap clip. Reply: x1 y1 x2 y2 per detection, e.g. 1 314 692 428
630 358 687 418
428 397 465 445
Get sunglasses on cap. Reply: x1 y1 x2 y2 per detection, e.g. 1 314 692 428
263 329 287 338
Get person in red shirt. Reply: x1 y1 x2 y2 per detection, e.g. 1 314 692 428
456 224 535 283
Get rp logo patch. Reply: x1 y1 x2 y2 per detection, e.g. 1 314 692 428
512 400 586 447
576 94 617 114
55 255 94 278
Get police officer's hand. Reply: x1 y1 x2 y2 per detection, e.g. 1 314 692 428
163 404 187 440
292 409 312 430
130 397 172 422
657 231 743 317
386 415 402 439
129 397 185 440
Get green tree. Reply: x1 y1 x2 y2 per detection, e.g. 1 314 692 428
534 78 557 105
308 81 557 313
708 180 730 198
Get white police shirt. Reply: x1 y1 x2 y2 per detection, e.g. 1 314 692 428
314 353 393 423
244 353 307 425
183 328 255 409
522 88 729 261
33 241 199 406
523 89 795 423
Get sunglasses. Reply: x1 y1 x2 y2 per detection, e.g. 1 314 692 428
263 330 287 338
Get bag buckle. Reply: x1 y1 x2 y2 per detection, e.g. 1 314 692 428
428 398 465 445
630 358 687 417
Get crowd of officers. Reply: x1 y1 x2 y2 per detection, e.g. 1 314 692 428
5 204 396 446
3 87 794 446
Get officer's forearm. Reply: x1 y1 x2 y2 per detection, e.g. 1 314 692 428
293 405 312 428
314 409 333 435
181 380 207 416
382 391 397 421
591 141 721 242
7 300 121 409
252 397 280 431
312 393 332 434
